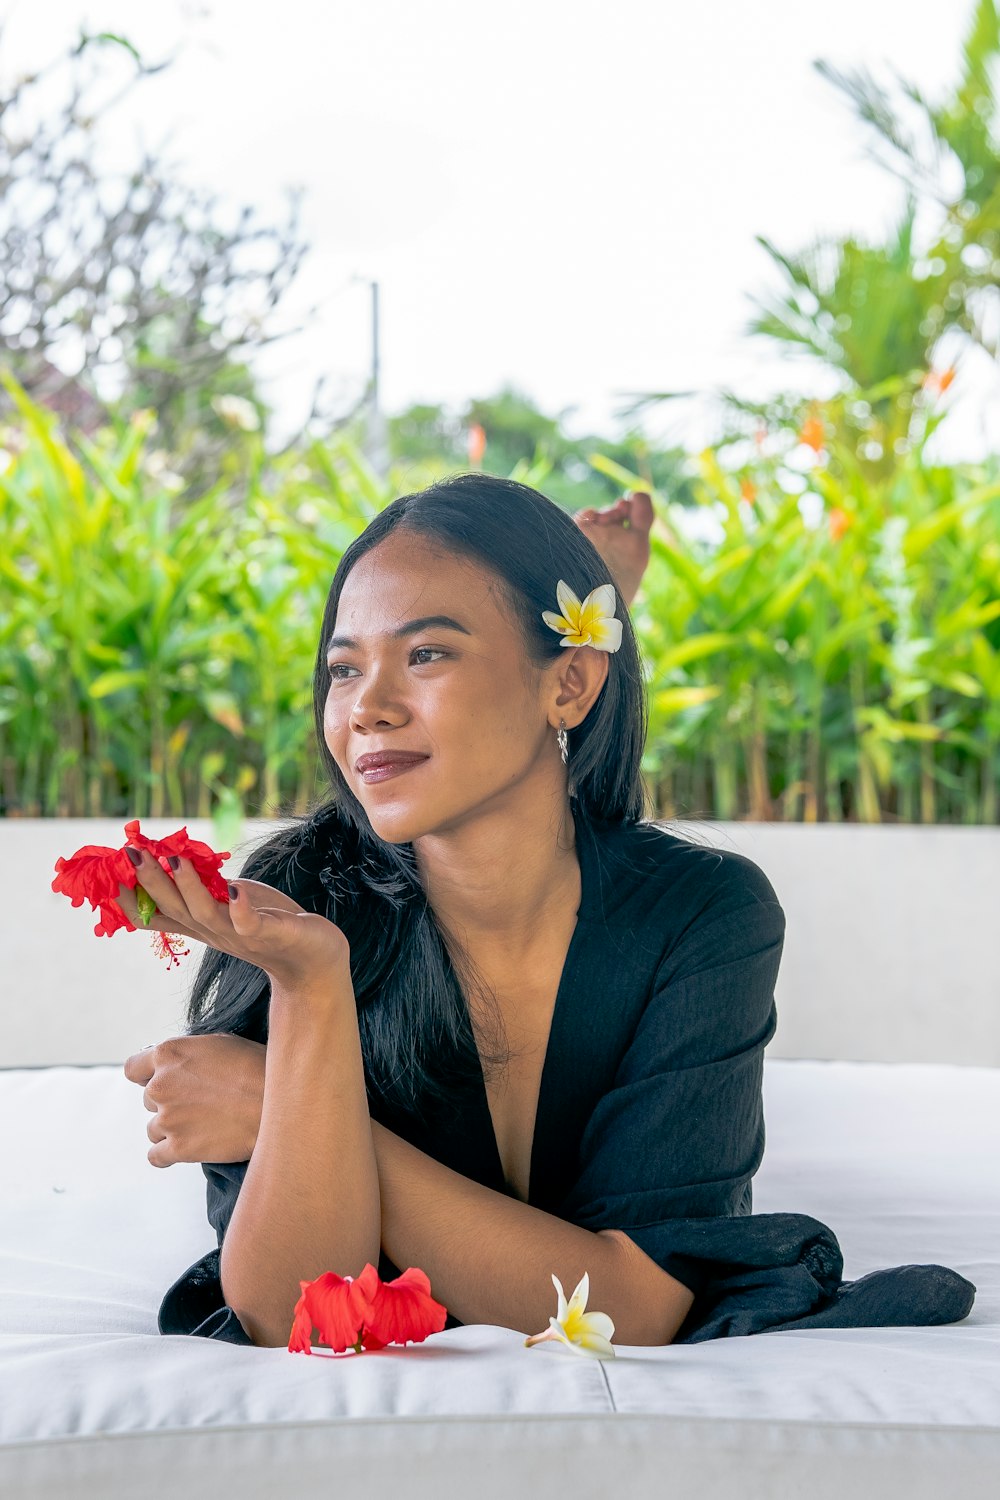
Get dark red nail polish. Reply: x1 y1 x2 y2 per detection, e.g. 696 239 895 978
168 856 180 871
227 883 239 901
125 846 142 866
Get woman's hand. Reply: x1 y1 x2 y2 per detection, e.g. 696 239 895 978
123 1034 267 1167
573 489 655 608
115 846 350 994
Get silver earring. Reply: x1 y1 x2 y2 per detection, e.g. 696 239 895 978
556 718 569 765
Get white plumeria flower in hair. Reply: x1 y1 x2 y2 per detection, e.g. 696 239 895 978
523 1271 617 1359
541 581 623 652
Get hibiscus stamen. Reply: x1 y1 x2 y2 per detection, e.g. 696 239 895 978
151 931 191 970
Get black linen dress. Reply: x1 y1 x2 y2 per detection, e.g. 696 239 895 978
158 803 976 1346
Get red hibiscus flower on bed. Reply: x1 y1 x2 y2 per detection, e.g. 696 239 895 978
51 819 231 967
288 1263 448 1355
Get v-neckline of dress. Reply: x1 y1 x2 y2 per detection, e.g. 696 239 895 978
457 801 605 1208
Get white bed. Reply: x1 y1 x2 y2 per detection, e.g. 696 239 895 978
1 1057 997 1499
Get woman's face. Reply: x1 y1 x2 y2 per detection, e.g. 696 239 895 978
323 532 584 841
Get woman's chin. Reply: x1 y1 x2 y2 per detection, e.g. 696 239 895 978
360 797 427 840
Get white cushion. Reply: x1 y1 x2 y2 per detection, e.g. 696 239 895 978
0 1059 997 1498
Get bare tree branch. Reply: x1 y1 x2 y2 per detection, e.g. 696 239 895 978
0 30 349 493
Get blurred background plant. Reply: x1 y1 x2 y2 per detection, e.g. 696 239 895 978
1 7 998 838
3 362 997 834
0 26 317 502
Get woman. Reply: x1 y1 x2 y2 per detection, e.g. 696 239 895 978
122 474 975 1349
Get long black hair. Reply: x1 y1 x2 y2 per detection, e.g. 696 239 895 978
184 472 666 1117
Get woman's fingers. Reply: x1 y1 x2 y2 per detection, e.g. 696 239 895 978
115 853 349 983
121 847 193 925
221 882 304 946
224 881 253 924
114 879 198 940
224 877 309 918
123 1049 157 1086
164 854 230 928
120 847 237 944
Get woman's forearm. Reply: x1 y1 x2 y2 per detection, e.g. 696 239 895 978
219 983 380 1347
367 1121 692 1345
231 1043 689 1343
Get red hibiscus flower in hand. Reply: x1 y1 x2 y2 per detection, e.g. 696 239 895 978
53 818 350 987
122 820 231 903
51 842 136 939
288 1264 448 1355
52 820 231 968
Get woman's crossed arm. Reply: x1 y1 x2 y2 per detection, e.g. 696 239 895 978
126 1026 693 1347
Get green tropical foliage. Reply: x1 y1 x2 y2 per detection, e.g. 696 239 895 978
2 3 998 830
737 0 999 486
386 386 696 512
2 372 997 832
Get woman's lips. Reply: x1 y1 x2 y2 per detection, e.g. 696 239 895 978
360 758 428 784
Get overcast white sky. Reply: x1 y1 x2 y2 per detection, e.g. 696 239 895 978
2 0 997 461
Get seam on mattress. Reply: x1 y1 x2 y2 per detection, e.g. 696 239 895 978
3 1414 1000 1451
597 1359 616 1412
0 1064 126 1072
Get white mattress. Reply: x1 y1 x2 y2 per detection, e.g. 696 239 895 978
1 1058 997 1499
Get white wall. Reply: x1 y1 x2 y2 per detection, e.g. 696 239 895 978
3 817 997 1067
679 820 999 1067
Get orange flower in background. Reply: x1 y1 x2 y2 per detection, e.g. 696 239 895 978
289 1263 448 1355
828 506 853 542
740 477 757 506
798 410 826 453
754 424 768 451
467 422 487 464
921 366 956 397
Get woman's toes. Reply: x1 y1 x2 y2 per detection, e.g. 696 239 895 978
574 493 654 535
625 491 654 530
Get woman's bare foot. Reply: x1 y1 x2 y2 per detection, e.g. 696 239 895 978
573 490 654 607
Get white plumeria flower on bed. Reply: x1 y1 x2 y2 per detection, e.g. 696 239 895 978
524 1271 616 1359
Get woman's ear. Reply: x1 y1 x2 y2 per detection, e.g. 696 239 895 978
552 644 609 728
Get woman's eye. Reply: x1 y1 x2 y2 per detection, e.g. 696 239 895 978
328 647 448 680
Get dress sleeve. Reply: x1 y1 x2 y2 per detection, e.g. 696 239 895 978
157 1161 255 1343
562 853 782 1209
559 853 976 1343
558 854 845 1338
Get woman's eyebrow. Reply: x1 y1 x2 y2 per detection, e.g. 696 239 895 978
326 615 473 653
